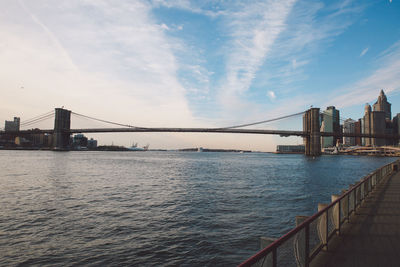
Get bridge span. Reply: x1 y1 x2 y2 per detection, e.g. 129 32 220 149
1 107 399 155
6 127 397 139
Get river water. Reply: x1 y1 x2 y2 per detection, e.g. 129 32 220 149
0 151 395 266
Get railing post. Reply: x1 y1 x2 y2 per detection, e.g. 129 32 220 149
317 203 328 250
368 176 371 191
338 199 341 235
305 224 310 267
355 186 358 207
331 195 340 235
368 176 371 194
347 193 350 221
272 247 277 267
325 209 329 250
360 183 363 201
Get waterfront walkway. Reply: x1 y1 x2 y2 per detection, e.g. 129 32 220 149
313 169 400 267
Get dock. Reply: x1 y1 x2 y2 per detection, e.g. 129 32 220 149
239 160 400 267
312 165 400 266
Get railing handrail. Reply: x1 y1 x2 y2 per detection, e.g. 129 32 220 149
239 159 398 267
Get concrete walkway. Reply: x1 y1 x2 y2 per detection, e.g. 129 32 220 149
312 170 400 267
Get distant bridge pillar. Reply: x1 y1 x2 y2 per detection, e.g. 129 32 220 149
53 108 71 150
303 108 321 156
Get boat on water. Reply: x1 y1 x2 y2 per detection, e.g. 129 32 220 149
128 142 149 151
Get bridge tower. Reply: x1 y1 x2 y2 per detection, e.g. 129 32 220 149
53 108 71 150
303 108 321 156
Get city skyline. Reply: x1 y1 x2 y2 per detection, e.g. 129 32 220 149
1 0 400 151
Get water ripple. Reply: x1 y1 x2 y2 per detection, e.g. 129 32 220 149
0 151 395 266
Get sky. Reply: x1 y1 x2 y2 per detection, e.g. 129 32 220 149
0 0 400 151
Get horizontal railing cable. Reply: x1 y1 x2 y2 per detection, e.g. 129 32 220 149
239 159 398 267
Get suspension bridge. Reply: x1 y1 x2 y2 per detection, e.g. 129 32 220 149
1 108 399 156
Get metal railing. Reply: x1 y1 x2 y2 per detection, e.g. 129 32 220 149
239 159 399 267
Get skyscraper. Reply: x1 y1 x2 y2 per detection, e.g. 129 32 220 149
363 104 372 146
373 90 391 120
320 106 340 148
363 90 390 146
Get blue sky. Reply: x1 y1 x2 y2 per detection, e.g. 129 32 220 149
0 0 399 151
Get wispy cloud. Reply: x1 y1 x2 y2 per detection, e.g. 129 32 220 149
256 1 365 94
150 0 226 17
148 0 364 120
0 0 198 149
325 41 400 108
16 0 77 71
267 91 276 100
1 0 394 151
360 47 369 57
219 0 296 107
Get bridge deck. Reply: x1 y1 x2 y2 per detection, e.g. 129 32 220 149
312 170 400 267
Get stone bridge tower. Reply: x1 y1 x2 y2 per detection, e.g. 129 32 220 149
53 108 71 150
303 108 321 156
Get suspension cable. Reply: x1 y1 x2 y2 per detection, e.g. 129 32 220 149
20 113 55 128
214 111 306 130
71 112 144 129
319 111 350 122
20 110 54 126
20 113 54 126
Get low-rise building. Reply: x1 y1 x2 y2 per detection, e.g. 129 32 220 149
88 138 98 149
276 145 305 153
343 119 356 146
72 134 88 148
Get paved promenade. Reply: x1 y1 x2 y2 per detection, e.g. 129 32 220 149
313 170 400 267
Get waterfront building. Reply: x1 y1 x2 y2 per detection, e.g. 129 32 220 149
72 134 88 148
339 125 343 145
372 111 386 146
343 119 356 146
14 137 30 146
43 134 53 147
374 90 393 145
276 145 305 153
355 119 362 146
361 116 365 146
88 138 98 149
4 117 20 132
26 133 52 148
393 113 400 146
364 90 394 146
363 103 386 146
29 132 44 147
363 104 372 146
320 106 340 148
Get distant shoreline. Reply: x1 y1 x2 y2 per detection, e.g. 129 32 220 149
1 147 398 157
0 146 255 153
